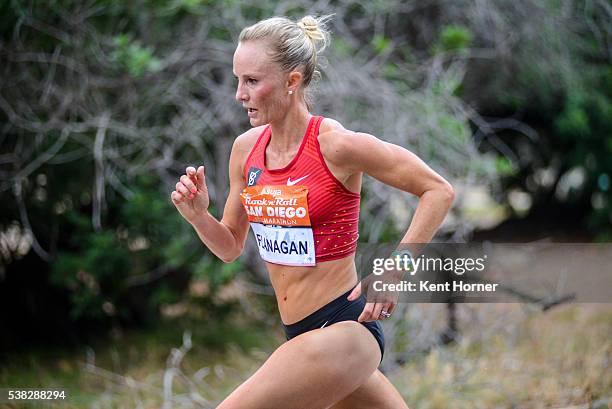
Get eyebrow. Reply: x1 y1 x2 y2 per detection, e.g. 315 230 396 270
233 72 261 78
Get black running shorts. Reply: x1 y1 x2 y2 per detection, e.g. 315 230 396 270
282 286 385 363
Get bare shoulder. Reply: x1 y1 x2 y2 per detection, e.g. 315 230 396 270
319 117 347 134
229 125 267 180
232 125 267 156
319 118 350 162
318 118 373 165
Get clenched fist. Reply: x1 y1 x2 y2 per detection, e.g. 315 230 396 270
171 165 209 224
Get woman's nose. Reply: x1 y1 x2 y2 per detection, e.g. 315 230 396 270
235 84 248 102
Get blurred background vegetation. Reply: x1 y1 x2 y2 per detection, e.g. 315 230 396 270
0 0 610 407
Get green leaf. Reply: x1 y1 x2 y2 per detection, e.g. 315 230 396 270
495 156 517 176
440 25 472 50
372 35 391 54
433 25 473 54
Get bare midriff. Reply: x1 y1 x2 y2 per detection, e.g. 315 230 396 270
266 255 359 325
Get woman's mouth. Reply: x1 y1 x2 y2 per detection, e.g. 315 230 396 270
247 108 258 117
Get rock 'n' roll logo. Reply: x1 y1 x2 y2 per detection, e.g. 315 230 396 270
240 185 311 226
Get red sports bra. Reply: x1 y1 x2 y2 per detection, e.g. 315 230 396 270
240 116 360 266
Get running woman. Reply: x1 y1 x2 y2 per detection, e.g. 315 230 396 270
171 15 454 409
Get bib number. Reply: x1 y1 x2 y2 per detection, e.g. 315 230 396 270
251 223 315 266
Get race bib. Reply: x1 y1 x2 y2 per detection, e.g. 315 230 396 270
240 185 315 266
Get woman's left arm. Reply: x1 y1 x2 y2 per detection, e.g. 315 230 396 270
323 130 455 241
321 130 455 321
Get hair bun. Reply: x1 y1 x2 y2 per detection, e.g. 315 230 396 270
297 16 324 41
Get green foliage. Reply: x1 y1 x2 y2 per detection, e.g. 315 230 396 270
333 37 353 58
556 75 611 235
434 25 473 54
382 62 399 79
438 115 469 145
149 282 181 307
555 91 590 138
47 177 173 322
372 35 391 54
32 166 238 326
52 230 130 320
179 0 207 12
0 0 255 336
111 34 162 78
441 25 473 50
474 2 612 236
495 156 517 177
216 260 243 286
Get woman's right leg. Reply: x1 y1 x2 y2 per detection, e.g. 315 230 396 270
216 321 381 409
328 369 409 409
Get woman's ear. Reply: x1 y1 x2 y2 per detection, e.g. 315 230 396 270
286 70 303 94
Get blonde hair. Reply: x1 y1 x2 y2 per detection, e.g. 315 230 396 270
238 15 332 90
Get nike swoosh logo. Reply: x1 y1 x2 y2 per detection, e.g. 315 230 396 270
287 175 309 186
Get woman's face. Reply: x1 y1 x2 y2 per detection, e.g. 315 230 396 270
233 41 289 126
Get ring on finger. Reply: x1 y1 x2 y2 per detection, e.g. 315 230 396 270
379 310 391 319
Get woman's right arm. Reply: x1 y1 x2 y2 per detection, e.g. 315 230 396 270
171 133 252 263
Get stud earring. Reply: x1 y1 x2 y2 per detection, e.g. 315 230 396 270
288 90 293 95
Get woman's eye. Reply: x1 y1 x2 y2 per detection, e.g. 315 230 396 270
247 78 257 85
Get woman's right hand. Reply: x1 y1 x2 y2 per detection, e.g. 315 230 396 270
171 165 209 224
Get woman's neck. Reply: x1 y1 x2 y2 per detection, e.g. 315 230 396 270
268 104 311 152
